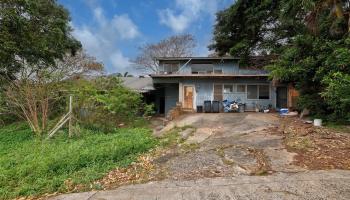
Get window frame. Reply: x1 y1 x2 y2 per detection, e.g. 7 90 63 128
237 84 246 93
258 85 270 100
247 85 258 100
246 84 270 100
213 84 223 101
223 84 233 93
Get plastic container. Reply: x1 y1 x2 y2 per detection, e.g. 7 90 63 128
314 119 322 126
204 101 212 113
212 101 220 113
279 108 289 115
196 106 203 113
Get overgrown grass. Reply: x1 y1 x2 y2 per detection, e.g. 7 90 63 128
325 122 350 134
0 123 157 199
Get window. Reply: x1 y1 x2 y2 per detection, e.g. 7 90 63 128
214 68 223 74
163 63 179 74
191 64 213 74
259 85 270 99
213 84 223 101
247 85 258 99
224 85 233 93
237 85 246 93
247 85 270 99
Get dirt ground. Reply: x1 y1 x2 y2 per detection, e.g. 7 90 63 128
51 113 350 200
278 117 350 170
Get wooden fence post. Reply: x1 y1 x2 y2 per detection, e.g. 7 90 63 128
47 95 73 139
68 95 73 137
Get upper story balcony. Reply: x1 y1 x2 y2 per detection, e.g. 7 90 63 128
152 57 269 77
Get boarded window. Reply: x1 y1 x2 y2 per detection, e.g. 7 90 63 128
259 85 270 99
237 85 246 93
223 85 233 93
247 85 258 99
213 84 223 101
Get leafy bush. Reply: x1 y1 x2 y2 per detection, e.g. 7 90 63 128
268 35 350 122
66 77 144 131
143 103 156 117
0 123 157 199
321 72 350 122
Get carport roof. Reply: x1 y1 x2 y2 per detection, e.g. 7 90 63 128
150 74 269 78
119 77 154 93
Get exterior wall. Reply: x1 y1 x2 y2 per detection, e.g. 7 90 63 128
164 84 179 115
156 58 275 113
180 78 276 111
153 86 164 114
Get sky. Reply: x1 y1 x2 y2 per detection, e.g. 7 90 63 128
58 0 233 75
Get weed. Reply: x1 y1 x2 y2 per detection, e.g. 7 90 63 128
286 136 314 150
158 127 182 147
216 147 225 158
181 143 199 153
0 123 157 199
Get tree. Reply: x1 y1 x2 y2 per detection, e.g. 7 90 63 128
4 51 103 135
209 0 303 64
267 1 350 120
55 50 104 79
0 0 81 81
210 0 350 60
212 0 350 121
133 34 196 73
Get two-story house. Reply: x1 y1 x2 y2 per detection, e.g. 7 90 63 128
149 57 297 115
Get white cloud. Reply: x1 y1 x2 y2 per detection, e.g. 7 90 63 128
112 14 140 40
158 0 221 33
72 6 140 73
109 51 131 70
93 7 107 26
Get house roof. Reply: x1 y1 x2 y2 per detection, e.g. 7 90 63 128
150 74 269 78
156 57 240 61
119 77 154 93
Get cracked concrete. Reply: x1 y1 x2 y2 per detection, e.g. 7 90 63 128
51 113 350 200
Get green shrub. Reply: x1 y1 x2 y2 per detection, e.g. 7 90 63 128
321 72 350 122
143 103 156 117
0 123 157 199
64 77 143 131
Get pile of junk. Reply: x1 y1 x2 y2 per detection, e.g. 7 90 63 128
222 99 246 113
196 100 246 113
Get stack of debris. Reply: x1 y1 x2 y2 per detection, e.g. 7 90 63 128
166 102 183 121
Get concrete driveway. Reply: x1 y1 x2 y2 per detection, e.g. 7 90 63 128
52 113 350 200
